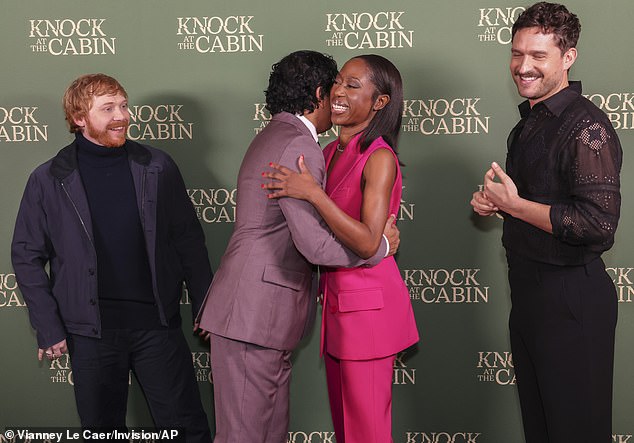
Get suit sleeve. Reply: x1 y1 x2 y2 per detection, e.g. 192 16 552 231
11 173 67 349
163 156 213 320
276 137 387 267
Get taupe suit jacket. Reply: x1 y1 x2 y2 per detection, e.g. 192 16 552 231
197 112 386 351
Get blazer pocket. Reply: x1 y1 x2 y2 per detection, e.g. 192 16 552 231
338 287 384 312
262 264 306 291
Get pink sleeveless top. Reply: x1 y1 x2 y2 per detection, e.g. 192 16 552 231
319 133 419 360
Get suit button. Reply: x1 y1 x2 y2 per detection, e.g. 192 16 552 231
330 305 337 314
88 268 95 276
92 328 98 335
89 299 96 306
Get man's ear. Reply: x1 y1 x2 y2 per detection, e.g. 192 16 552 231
563 47 577 71
73 113 86 129
315 86 325 108
373 94 390 111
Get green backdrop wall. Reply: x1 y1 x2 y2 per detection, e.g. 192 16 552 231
1 1 632 442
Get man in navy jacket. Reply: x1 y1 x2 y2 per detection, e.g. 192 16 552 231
11 73 213 441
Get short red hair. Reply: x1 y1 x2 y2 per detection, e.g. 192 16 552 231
62 73 128 133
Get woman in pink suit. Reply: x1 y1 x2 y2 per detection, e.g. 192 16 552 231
264 54 419 443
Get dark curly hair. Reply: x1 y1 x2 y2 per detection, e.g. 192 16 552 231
265 50 338 115
512 2 580 53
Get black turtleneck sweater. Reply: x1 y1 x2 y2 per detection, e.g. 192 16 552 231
76 133 161 329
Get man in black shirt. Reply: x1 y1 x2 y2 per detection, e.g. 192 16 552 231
471 3 622 442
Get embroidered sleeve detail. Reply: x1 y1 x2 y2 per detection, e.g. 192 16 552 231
577 122 610 154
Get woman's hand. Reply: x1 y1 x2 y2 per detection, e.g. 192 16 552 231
263 155 322 202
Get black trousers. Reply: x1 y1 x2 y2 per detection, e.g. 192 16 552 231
508 255 617 443
67 328 212 443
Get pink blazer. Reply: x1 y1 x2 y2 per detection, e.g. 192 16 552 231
320 134 419 360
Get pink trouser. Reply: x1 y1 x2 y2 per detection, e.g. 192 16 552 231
325 352 396 443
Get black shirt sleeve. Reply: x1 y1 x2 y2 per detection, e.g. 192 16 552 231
550 120 622 247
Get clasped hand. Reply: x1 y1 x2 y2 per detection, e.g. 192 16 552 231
470 162 519 217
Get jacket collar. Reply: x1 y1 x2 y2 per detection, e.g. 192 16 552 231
50 138 152 179
271 112 315 140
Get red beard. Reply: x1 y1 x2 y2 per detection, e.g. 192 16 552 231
84 120 127 148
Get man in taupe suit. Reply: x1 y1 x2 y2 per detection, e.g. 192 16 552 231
196 51 399 443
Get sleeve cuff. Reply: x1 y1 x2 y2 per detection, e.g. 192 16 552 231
549 203 563 239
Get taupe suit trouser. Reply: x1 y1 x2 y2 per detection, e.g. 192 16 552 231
210 333 292 443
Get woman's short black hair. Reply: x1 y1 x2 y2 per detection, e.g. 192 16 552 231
265 50 338 115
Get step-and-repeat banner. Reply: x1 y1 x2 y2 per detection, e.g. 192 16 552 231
1 1 632 442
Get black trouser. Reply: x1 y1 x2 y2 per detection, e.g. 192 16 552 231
507 255 617 443
67 328 212 443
